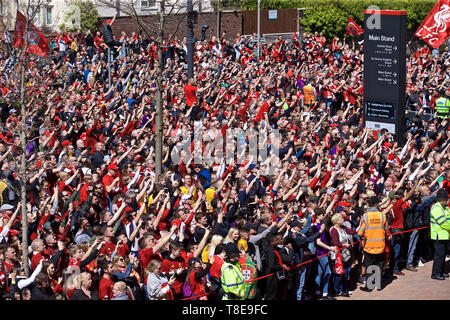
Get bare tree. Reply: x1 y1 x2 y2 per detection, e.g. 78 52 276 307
14 0 45 277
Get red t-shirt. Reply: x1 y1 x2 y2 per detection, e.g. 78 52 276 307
4 261 16 273
209 255 224 279
31 252 45 271
102 174 121 196
184 84 198 107
99 241 116 258
255 101 270 123
443 179 450 195
79 183 89 203
139 247 161 271
188 269 207 298
117 243 129 258
69 257 80 267
161 255 187 294
390 198 404 230
99 276 114 300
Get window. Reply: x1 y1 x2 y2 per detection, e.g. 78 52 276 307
46 7 52 25
140 0 157 9
33 7 41 25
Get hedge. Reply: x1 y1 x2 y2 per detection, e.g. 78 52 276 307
234 0 437 42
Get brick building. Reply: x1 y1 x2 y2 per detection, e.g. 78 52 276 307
101 10 243 42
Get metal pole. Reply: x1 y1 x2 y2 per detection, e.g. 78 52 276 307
187 0 194 79
107 47 111 89
257 0 260 59
216 0 220 38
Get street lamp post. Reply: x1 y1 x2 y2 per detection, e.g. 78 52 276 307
187 0 194 78
216 0 220 38
257 0 260 59
107 47 111 89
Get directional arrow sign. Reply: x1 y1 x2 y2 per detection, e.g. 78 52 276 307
363 11 406 144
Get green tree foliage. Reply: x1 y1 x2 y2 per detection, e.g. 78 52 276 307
301 3 348 41
235 0 436 41
61 0 99 32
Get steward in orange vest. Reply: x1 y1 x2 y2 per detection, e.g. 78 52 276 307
302 82 316 106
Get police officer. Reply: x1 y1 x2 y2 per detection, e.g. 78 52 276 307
430 188 450 280
435 89 450 119
220 242 246 300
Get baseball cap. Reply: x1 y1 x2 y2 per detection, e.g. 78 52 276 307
108 163 119 170
0 204 14 211
188 257 201 267
224 242 240 256
335 206 345 213
61 140 72 147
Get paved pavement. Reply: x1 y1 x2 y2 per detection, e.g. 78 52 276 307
336 260 450 300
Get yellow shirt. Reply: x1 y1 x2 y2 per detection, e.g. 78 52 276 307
143 193 154 214
180 185 197 201
205 187 216 205
201 245 210 263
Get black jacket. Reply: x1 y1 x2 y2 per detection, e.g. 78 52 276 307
265 245 293 274
31 284 54 300
288 230 322 265
71 289 99 300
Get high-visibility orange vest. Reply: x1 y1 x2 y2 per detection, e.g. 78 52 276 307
303 84 316 105
358 209 388 254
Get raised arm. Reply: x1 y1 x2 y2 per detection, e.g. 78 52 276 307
193 227 211 258
152 224 177 254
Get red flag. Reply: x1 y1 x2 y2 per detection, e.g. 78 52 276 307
330 37 337 51
415 0 450 48
334 249 345 274
346 16 364 36
14 10 49 57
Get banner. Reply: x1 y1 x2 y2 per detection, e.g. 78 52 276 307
334 249 345 274
14 10 49 57
415 0 450 48
346 16 364 36
239 253 257 299
330 37 337 51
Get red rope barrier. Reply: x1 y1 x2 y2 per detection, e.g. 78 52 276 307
181 226 430 300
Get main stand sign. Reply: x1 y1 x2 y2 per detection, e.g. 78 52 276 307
363 10 407 145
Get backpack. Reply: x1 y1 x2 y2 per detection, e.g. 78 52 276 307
182 277 198 299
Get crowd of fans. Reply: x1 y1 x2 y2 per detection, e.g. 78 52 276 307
0 23 448 301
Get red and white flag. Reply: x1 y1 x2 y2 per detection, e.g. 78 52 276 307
14 10 49 57
346 16 364 36
329 37 337 51
334 249 345 274
415 0 450 48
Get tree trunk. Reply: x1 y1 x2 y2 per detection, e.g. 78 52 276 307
154 2 165 181
19 29 30 278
